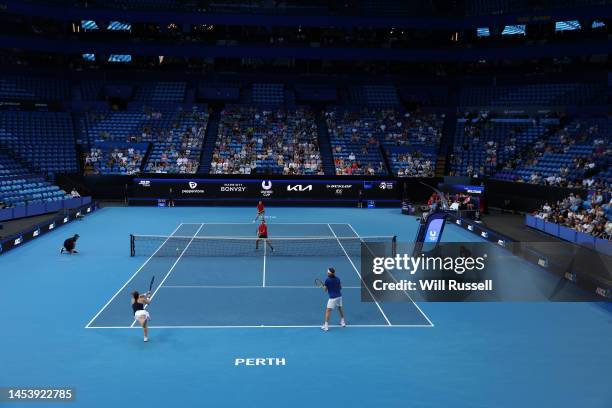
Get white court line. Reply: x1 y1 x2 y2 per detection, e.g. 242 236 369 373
130 223 205 328
347 223 434 328
84 223 184 328
262 240 267 287
161 285 363 289
327 223 391 326
87 324 434 329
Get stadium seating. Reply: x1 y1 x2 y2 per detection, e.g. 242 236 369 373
0 75 70 101
0 150 69 207
83 142 147 175
594 166 612 186
0 151 29 178
80 80 105 101
530 190 612 245
0 73 604 183
80 80 186 103
460 83 604 106
252 84 285 105
350 85 400 106
80 105 209 174
134 82 186 103
325 108 388 176
0 177 70 207
210 106 322 175
146 113 208 174
494 117 611 185
378 111 444 177
451 117 549 178
0 111 78 177
389 148 437 177
325 108 443 176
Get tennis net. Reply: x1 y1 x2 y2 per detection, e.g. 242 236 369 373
130 234 396 258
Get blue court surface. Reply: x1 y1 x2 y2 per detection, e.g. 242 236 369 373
1 206 611 408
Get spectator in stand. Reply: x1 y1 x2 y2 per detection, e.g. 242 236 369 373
534 191 611 241
70 188 81 198
210 107 322 175
84 146 143 175
395 152 434 177
500 118 611 188
325 108 443 176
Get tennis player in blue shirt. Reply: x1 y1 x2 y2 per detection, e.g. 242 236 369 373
321 267 346 331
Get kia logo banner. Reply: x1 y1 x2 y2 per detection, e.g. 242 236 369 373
286 185 313 192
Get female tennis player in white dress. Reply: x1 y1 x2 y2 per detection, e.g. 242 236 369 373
131 291 151 342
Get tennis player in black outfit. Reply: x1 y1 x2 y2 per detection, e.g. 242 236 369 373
60 234 80 254
131 291 151 342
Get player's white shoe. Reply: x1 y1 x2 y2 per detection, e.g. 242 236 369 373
144 337 149 342
340 320 346 327
321 325 329 332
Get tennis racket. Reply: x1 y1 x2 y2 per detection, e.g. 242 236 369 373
314 278 324 288
147 276 155 296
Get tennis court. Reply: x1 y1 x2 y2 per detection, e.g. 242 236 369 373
87 222 432 329
1 206 611 408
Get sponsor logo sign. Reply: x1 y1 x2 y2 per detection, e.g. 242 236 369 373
182 181 205 194
286 184 313 192
261 180 274 197
220 183 247 192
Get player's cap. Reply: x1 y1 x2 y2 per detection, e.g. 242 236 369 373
328 267 335 274
74 234 80 238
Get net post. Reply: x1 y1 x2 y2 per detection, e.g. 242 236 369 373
391 235 397 257
130 234 135 257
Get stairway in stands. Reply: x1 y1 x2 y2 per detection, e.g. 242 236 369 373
0 142 42 177
198 108 221 174
315 112 336 176
435 111 457 177
380 147 394 176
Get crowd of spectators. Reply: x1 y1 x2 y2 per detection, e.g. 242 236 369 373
451 112 501 178
502 120 610 188
333 156 386 176
148 149 199 173
534 191 612 240
83 146 144 175
147 123 206 173
375 110 443 147
211 107 322 175
138 108 207 174
325 109 385 176
395 152 434 177
428 191 477 212
84 107 208 174
326 108 443 176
